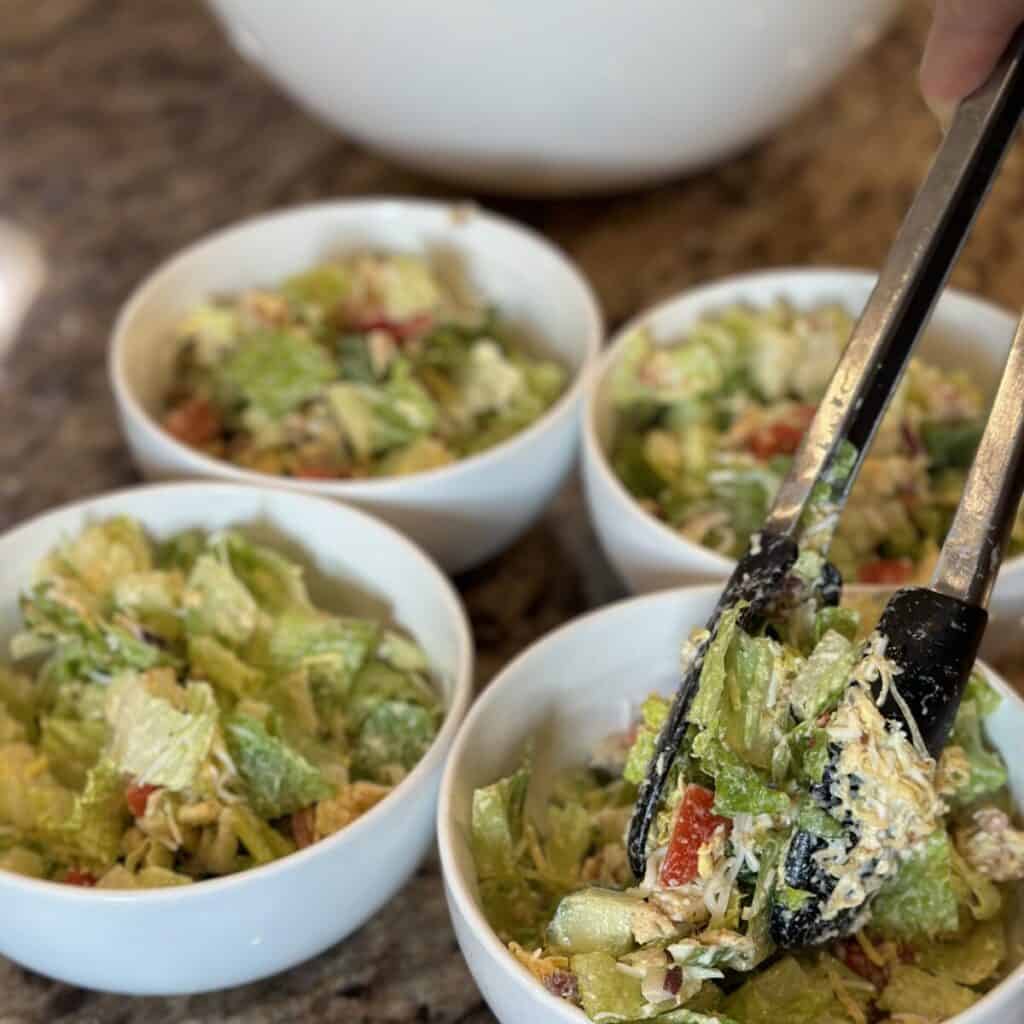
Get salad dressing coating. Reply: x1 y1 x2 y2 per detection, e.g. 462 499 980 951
470 598 1024 1023
163 253 566 479
0 518 441 887
610 301 1024 584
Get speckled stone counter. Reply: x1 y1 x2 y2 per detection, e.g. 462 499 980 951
2 2 1024 1020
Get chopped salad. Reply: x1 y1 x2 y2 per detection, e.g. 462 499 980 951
470 598 1024 1023
0 518 441 888
162 252 566 479
610 301 1024 584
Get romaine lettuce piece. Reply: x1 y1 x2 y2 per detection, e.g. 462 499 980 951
216 531 311 613
376 630 431 673
282 263 349 308
951 843 1003 922
63 757 127 867
214 329 336 419
689 606 745 736
722 956 836 1024
374 437 453 476
353 700 436 782
544 802 593 886
346 660 437 730
788 630 858 723
175 303 238 367
223 714 332 818
872 831 960 940
106 673 218 791
38 517 152 600
877 964 978 1019
471 760 530 880
624 695 670 785
915 917 1006 986
571 951 648 1022
947 675 1008 806
547 888 641 956
39 715 107 789
269 608 379 699
691 733 790 817
111 570 184 642
183 554 263 648
188 635 264 700
0 743 75 846
722 632 793 771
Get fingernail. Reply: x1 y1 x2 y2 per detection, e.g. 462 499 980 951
925 95 956 133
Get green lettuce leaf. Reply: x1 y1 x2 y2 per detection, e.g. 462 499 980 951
214 328 336 419
63 757 128 867
224 713 332 817
346 660 438 730
722 956 837 1024
544 802 593 886
877 964 978 1020
183 554 263 648
914 917 1006 986
788 629 858 723
691 732 790 817
689 605 745 736
471 759 530 880
39 716 107 789
624 694 670 785
106 673 218 791
353 700 437 782
571 951 647 1022
872 831 960 940
111 569 185 642
947 675 1008 806
38 517 153 601
188 634 264 700
216 531 311 613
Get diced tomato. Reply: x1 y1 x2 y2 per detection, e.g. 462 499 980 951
351 312 433 342
747 405 816 460
658 784 731 888
125 782 159 818
291 808 316 849
163 397 221 447
64 868 97 887
857 558 915 585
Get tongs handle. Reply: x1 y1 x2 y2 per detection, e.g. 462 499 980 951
765 25 1024 545
933 312 1024 607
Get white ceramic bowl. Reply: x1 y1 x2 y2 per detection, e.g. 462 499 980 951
110 199 603 574
438 585 1024 1024
206 0 901 196
582 268 1024 602
0 483 473 994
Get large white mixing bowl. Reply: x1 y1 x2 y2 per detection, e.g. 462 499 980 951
206 0 902 196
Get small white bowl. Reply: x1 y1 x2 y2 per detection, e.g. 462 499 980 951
0 482 473 994
206 0 900 196
437 585 1024 1024
109 199 603 574
581 268 1024 601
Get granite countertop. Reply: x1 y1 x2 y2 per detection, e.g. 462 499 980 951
2 2 1024 1021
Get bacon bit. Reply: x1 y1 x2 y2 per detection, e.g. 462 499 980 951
543 970 579 1002
163 397 221 447
857 558 915 585
64 868 97 887
125 782 159 818
291 808 317 849
663 965 683 995
836 938 887 990
350 312 433 342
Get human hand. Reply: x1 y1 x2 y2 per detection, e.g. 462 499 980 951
920 0 1024 125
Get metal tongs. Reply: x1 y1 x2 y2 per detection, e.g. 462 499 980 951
627 31 1024 943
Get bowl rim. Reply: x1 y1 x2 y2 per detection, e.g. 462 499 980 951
0 480 474 904
108 196 605 496
581 265 1024 581
437 581 1024 1024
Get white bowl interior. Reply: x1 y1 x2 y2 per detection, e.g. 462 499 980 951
585 268 1023 586
440 585 1024 1024
115 199 596 439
